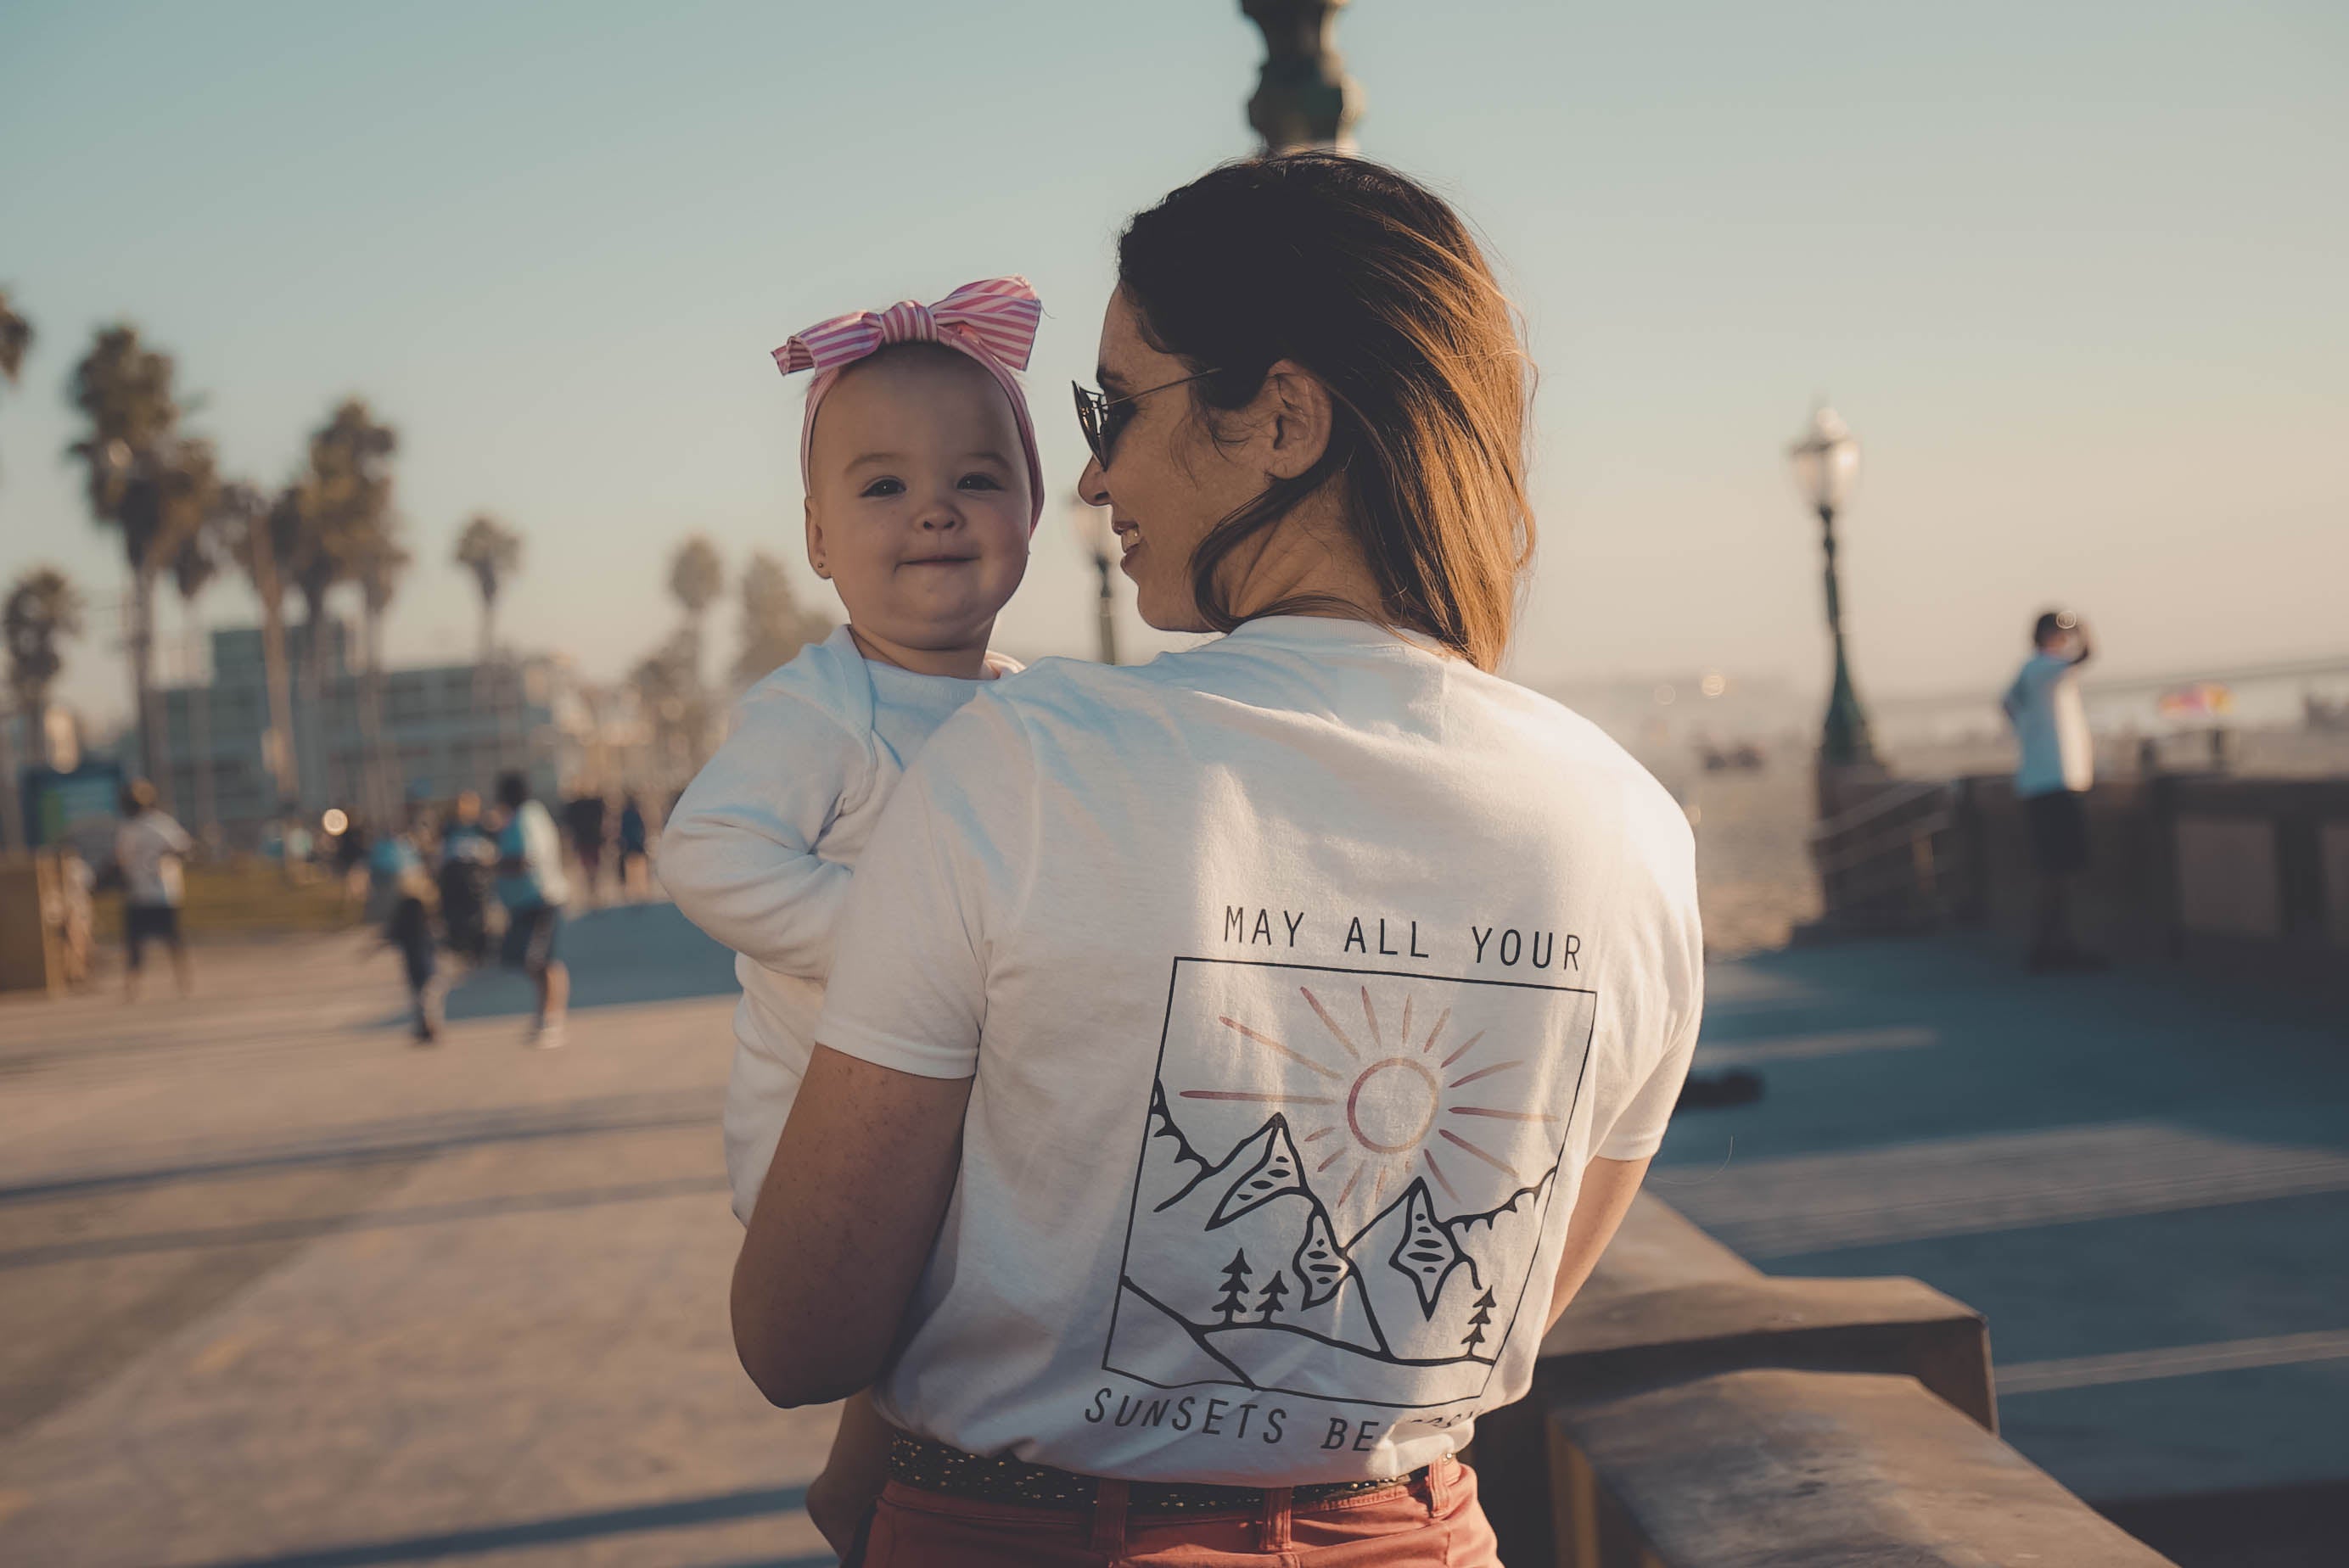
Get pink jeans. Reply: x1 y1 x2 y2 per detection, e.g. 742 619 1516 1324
852 1453 1501 1567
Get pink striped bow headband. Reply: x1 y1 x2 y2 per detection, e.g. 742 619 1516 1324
773 276 1046 529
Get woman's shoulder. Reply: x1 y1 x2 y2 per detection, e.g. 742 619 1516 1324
1449 671 1697 848
959 650 1176 719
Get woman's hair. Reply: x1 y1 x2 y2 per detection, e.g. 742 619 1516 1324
1118 154 1534 671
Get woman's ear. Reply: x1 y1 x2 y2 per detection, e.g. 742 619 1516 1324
1258 360 1334 480
804 497 831 580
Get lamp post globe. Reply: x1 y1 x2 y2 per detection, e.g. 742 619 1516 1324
1786 404 1879 782
1068 490 1120 667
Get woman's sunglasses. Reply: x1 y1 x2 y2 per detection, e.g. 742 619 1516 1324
1073 369 1223 467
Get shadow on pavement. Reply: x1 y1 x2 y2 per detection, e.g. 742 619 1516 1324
0 1090 719 1207
443 901 740 1021
0 1171 730 1271
176 1482 821 1568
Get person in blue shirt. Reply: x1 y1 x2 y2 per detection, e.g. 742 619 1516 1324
364 805 443 1042
494 771 572 1047
435 790 497 966
2000 609 2105 973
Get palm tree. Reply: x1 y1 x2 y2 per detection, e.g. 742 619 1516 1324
221 482 302 805
293 398 397 809
668 535 725 684
453 514 524 784
66 324 207 804
2 567 83 852
169 517 224 842
346 520 411 820
665 537 726 770
631 629 709 788
3 568 84 712
453 514 524 664
285 490 344 806
733 551 831 686
0 292 29 382
0 290 30 485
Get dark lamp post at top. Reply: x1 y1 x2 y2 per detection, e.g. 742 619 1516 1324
1070 492 1120 666
1242 0 1363 154
1786 405 1878 775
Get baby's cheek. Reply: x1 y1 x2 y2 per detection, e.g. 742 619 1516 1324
984 501 1036 552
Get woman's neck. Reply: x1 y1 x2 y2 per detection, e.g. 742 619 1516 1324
846 622 995 680
1225 490 1388 626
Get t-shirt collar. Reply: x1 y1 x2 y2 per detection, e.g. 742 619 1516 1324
1221 614 1442 656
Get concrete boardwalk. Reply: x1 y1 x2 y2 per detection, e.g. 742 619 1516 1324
4 908 2341 1564
1657 938 2349 1508
0 905 838 1568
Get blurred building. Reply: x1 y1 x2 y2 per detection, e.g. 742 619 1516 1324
151 621 613 845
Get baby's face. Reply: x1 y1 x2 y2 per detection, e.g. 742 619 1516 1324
805 346 1032 656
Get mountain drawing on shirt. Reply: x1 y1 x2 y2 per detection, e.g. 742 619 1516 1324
1102 961 1595 1411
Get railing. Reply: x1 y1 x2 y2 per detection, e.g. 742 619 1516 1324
1808 779 1957 932
1812 772 2349 989
1472 1195 2175 1565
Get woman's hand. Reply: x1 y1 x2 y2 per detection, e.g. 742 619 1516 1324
805 1391 893 1557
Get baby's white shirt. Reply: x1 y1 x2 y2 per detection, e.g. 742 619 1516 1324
659 623 1020 1220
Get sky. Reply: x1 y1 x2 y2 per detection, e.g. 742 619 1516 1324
3 0 2344 732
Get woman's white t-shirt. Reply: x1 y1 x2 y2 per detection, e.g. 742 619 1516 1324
816 617 1703 1485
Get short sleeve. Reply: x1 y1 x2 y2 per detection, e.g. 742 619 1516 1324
1595 847 1706 1162
815 694 1037 1079
2020 654 2066 698
1596 1001 1702 1162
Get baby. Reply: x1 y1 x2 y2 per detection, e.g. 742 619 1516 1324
659 277 1044 1548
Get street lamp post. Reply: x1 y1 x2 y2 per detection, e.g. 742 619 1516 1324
1786 405 1880 787
1242 0 1363 154
1069 493 1120 666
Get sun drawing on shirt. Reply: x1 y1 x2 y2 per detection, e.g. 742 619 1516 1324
1174 984 1555 1222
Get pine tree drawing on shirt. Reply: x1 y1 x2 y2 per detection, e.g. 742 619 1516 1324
1254 1268 1290 1324
1460 1288 1496 1353
1214 1249 1253 1324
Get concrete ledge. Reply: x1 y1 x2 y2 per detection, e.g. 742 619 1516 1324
1540 1273 1994 1431
1546 1369 2174 1568
1561 1193 1760 1305
1474 1192 1995 1565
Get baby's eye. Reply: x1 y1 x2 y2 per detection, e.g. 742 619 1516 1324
860 477 905 498
957 473 1002 491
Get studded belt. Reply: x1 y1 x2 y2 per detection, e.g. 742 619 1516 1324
885 1431 1423 1515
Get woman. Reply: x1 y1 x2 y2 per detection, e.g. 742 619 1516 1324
735 154 1702 1565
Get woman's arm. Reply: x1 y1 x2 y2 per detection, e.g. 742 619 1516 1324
731 1044 973 1408
1543 1154 1652 1334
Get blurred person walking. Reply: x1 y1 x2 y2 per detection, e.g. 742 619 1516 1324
563 791 608 905
616 792 650 901
494 771 570 1046
115 779 194 1001
2002 608 2106 973
55 845 96 988
366 812 444 1044
436 790 496 965
364 804 431 927
333 818 373 909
